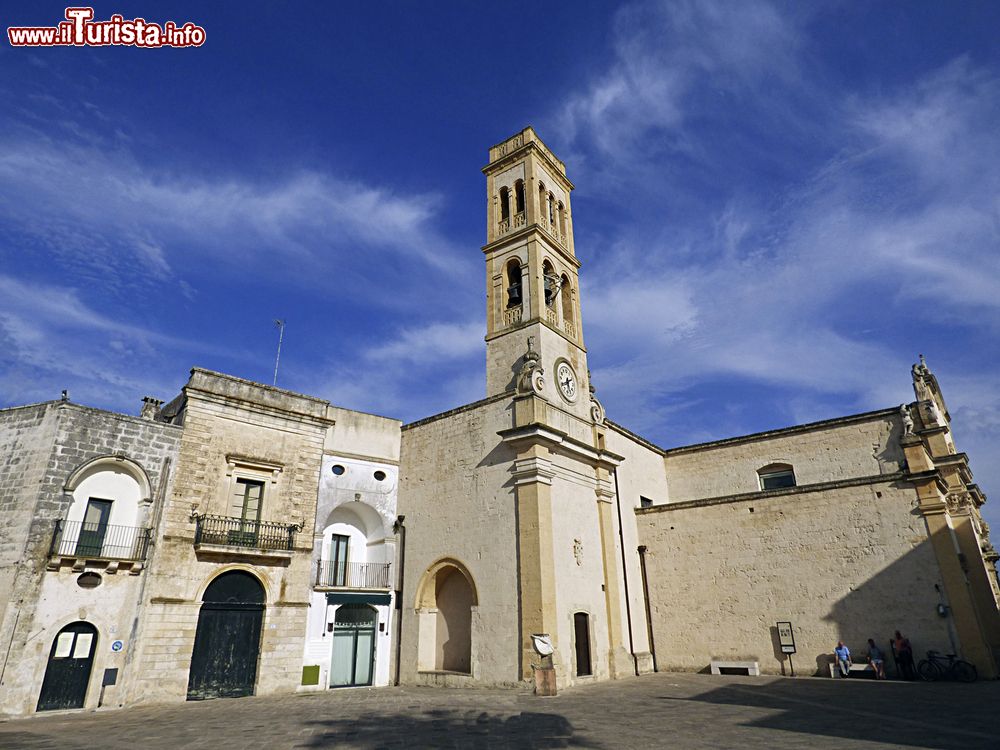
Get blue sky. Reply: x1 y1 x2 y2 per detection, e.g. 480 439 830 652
1 2 998 526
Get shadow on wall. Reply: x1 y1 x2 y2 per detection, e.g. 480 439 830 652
818 518 961 679
301 709 602 749
659 678 998 750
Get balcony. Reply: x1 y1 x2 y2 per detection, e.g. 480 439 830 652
193 514 299 562
315 560 392 590
47 519 151 573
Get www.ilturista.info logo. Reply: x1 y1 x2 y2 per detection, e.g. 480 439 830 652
8 7 205 48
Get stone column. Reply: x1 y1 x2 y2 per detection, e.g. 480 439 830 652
513 445 558 681
595 464 631 678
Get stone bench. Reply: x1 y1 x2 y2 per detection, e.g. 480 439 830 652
828 662 877 678
710 660 760 676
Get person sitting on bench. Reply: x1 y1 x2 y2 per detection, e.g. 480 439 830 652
834 641 852 677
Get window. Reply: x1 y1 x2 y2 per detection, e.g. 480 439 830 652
232 478 264 522
332 464 346 476
330 533 349 586
499 186 510 222
640 496 654 509
514 180 525 214
373 470 386 481
75 498 112 556
758 464 796 490
505 259 522 308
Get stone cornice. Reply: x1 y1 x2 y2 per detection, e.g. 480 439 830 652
635 472 909 514
662 407 900 455
498 423 624 469
402 392 511 431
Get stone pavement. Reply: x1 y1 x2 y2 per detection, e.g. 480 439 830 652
1 672 997 749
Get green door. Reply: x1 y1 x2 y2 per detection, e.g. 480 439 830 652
330 604 376 687
75 499 112 556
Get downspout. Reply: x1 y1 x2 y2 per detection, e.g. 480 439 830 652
392 515 406 686
612 468 639 676
637 545 658 672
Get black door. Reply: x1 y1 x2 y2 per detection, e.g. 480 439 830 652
37 622 98 711
574 612 592 677
187 571 265 700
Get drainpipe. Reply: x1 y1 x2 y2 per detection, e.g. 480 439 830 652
612 468 639 676
637 545 658 672
392 515 406 686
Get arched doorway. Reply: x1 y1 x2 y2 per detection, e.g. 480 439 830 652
37 622 98 711
187 571 265 700
330 604 377 688
415 560 477 674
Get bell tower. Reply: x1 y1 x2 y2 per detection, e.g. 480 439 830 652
483 127 590 420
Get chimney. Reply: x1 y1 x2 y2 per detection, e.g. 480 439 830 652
140 397 164 421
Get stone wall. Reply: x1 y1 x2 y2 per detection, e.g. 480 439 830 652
397 396 522 687
0 401 181 716
663 409 902 503
636 479 951 675
128 370 331 706
604 422 670 672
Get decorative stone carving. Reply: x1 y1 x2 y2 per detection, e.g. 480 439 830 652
927 399 945 427
588 372 605 425
946 491 973 516
900 404 914 436
517 336 545 395
573 538 583 566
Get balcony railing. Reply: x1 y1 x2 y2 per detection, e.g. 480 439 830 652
49 519 151 562
315 560 392 589
193 515 297 552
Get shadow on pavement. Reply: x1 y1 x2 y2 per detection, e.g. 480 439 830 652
300 707 600 749
657 678 998 750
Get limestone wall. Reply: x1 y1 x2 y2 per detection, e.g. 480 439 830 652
604 423 670 671
129 371 330 706
664 409 902 503
0 402 180 716
397 396 522 686
636 479 952 675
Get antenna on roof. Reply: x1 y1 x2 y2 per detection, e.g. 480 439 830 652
272 319 286 386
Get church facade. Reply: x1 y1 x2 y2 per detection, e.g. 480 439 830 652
0 128 997 716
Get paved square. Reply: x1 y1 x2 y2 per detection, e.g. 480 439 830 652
1 672 997 749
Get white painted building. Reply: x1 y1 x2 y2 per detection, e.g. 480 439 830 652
301 407 402 690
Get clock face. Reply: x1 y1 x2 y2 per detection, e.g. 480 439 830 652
556 361 578 402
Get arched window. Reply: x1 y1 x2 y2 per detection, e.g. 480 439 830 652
547 192 555 226
543 260 558 307
560 274 573 327
514 180 525 215
498 186 510 223
757 463 796 490
506 259 522 308
558 201 566 237
538 183 547 224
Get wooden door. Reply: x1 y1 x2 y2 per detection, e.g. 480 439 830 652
187 571 265 700
75 499 112 556
37 622 98 711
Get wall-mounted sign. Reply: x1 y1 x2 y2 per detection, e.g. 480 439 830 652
111 639 124 653
776 621 796 654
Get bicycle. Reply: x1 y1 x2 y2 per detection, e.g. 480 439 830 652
916 650 977 682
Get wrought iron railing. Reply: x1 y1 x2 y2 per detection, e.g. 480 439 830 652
315 560 392 589
49 519 151 561
193 514 297 552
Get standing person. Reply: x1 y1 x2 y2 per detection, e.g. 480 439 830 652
867 638 886 679
893 630 914 680
834 641 852 677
